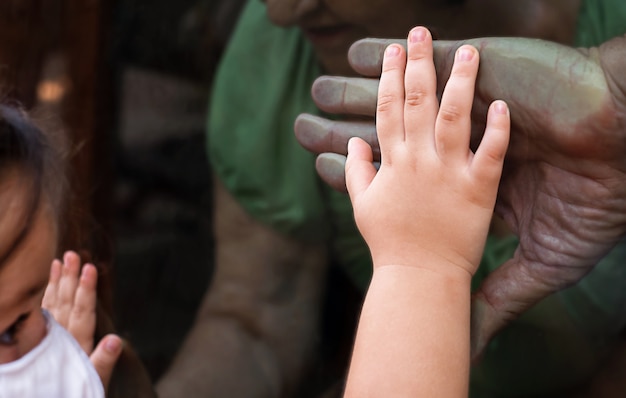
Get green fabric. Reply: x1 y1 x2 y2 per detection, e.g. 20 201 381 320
207 0 371 286
208 0 626 396
208 0 326 243
575 0 626 47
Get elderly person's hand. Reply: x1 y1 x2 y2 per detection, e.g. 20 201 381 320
294 34 626 358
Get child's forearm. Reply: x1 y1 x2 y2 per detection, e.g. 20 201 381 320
344 264 472 398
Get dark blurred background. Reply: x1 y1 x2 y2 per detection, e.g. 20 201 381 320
0 0 246 382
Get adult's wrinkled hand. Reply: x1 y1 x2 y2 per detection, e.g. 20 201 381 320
294 35 626 358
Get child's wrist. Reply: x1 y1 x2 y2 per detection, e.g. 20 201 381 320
371 249 477 283
371 263 473 287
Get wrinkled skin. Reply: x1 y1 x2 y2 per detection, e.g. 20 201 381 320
294 35 626 357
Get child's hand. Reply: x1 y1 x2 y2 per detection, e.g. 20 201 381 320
346 26 510 277
42 251 122 392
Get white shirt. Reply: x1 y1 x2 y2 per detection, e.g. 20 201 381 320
0 311 104 398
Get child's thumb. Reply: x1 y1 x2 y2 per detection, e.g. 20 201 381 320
90 334 123 393
345 137 377 199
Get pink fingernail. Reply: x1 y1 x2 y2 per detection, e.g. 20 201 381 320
385 45 400 57
409 27 427 43
494 100 508 114
105 337 122 353
457 47 475 62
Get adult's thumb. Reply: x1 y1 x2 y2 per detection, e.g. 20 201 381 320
470 256 561 363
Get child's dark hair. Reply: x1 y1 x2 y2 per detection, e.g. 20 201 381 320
0 102 66 261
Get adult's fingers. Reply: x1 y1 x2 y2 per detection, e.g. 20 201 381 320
311 76 379 116
91 334 123 393
316 153 349 193
312 39 461 117
348 38 458 80
348 38 405 77
294 113 379 159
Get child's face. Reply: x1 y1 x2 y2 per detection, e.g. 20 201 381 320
0 171 58 364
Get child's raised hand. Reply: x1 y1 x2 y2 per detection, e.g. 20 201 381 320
346 26 510 277
43 251 97 353
42 251 122 391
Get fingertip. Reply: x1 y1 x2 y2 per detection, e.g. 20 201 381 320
104 334 123 355
382 44 405 72
49 259 62 280
63 251 81 272
492 100 509 116
347 136 357 154
316 153 349 193
346 137 372 165
487 100 510 132
455 44 478 63
347 136 364 154
408 26 430 44
384 44 402 58
481 100 511 159
63 250 77 262
81 263 98 276
80 263 98 286
92 334 123 391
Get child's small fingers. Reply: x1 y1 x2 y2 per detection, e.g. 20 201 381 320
60 251 81 290
403 26 438 148
376 43 407 160
41 259 62 310
48 259 62 285
90 334 123 394
345 137 377 201
435 45 479 161
55 251 82 326
473 100 510 184
69 263 98 353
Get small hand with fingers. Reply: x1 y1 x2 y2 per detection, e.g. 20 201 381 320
345 26 510 276
42 251 122 393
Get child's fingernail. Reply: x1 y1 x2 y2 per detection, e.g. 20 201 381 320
385 45 400 57
457 47 475 62
409 27 427 43
105 337 122 353
347 137 356 153
494 100 508 114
